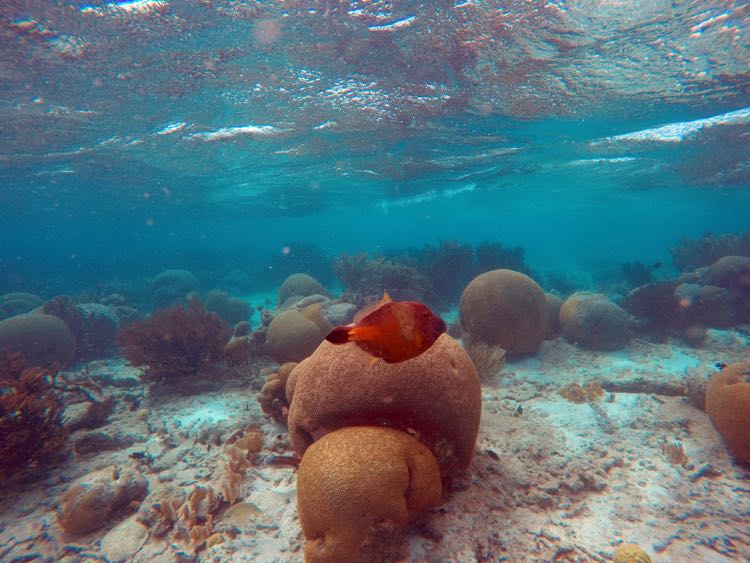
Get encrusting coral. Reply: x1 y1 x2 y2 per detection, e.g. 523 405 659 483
286 333 481 476
296 426 442 563
116 298 231 389
705 361 750 465
0 352 67 483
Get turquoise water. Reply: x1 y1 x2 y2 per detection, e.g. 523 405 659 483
1 1 749 295
2 3 750 562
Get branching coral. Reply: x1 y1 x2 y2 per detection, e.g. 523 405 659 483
0 352 67 483
116 299 231 388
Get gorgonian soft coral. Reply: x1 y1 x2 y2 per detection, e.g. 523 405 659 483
116 299 231 387
333 252 434 309
0 352 67 483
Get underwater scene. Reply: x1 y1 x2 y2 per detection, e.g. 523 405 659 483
1 1 750 561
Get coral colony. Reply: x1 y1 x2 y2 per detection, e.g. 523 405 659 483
0 236 748 560
2 0 749 558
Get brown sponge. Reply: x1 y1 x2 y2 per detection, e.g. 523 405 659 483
459 269 548 356
705 361 750 464
297 426 441 563
286 333 481 476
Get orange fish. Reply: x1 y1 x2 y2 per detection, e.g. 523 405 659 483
325 292 446 363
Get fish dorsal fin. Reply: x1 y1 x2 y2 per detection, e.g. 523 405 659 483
353 291 393 324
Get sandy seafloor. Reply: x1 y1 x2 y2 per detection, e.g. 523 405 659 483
1 324 749 562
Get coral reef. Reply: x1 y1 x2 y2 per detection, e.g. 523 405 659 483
56 465 148 536
265 303 331 363
205 290 253 326
286 333 481 476
335 241 532 311
670 230 750 270
297 426 442 563
459 269 548 356
621 261 653 288
277 273 329 308
625 273 748 343
705 361 750 465
0 292 43 320
116 299 231 389
150 269 199 309
559 292 632 350
0 313 76 367
700 255 750 289
333 252 433 309
0 352 67 483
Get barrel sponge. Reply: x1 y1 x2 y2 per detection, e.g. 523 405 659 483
705 361 750 464
278 273 329 307
459 269 548 356
265 305 331 363
297 426 441 563
559 292 631 350
287 333 481 476
0 314 76 367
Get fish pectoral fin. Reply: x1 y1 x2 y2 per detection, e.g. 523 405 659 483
367 356 380 367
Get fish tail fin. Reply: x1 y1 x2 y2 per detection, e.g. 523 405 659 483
326 326 352 345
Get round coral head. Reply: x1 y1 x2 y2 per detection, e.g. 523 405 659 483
297 426 442 563
287 333 481 477
705 361 750 465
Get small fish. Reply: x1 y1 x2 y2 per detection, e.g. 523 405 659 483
326 292 446 363
653 261 663 269
715 362 727 370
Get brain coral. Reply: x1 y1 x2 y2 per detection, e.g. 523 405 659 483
613 543 652 563
278 273 329 307
297 426 441 563
459 269 548 356
265 304 332 363
0 314 76 367
0 292 43 320
559 292 631 350
705 361 750 464
150 269 199 309
286 333 481 476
